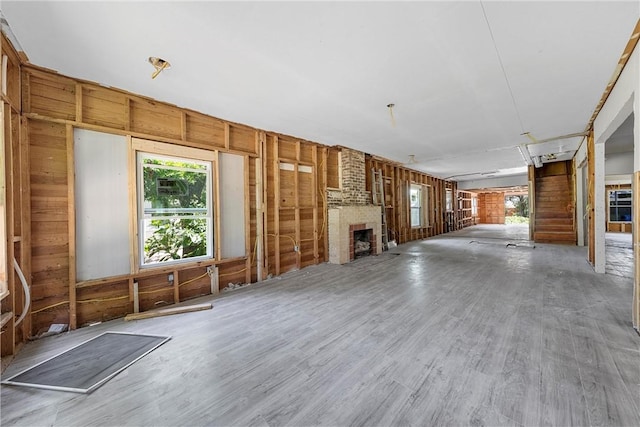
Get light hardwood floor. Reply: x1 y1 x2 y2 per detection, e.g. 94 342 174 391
2 225 639 426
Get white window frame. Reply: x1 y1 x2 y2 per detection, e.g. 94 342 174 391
608 189 632 223
137 150 214 268
410 184 431 228
445 189 453 212
410 184 422 227
472 197 478 216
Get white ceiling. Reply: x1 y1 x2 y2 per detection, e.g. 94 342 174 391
3 1 638 181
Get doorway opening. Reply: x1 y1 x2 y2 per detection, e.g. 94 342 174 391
504 194 529 225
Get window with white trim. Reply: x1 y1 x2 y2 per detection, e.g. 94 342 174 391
609 189 632 222
445 189 453 212
410 184 422 227
138 153 213 266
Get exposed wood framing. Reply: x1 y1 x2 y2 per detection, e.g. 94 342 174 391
634 171 640 329
273 135 280 276
365 155 452 244
244 155 251 284
65 124 76 330
6 51 454 339
587 131 595 265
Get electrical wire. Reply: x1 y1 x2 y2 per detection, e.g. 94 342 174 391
77 295 129 303
480 0 525 134
31 300 70 314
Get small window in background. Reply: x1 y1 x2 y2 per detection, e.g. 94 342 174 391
446 189 453 212
410 184 422 227
609 189 632 222
472 197 478 215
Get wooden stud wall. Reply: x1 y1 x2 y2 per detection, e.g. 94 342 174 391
1 32 29 359
478 192 506 224
9 43 454 341
633 171 640 329
587 131 595 265
456 190 475 228
15 64 329 335
366 156 453 244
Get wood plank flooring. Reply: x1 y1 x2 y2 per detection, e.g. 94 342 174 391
1 225 639 426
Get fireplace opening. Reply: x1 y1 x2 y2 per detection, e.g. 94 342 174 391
353 228 373 259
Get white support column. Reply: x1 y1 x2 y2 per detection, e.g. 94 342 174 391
594 142 606 273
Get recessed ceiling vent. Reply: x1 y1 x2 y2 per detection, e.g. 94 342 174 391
148 57 171 79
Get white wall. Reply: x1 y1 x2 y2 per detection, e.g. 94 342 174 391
593 42 639 273
219 153 246 259
606 151 634 175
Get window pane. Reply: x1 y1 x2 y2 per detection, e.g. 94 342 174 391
139 153 212 266
143 162 207 216
610 207 618 221
618 207 632 222
142 218 210 264
411 207 422 227
410 187 421 207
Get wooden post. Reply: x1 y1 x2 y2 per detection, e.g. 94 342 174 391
262 134 270 275
127 136 138 273
214 151 222 261
312 145 319 263
322 148 328 261
173 270 180 304
587 131 595 265
180 112 187 141
133 281 139 313
124 97 131 131
633 171 640 330
244 155 251 284
273 136 280 276
255 154 264 281
75 84 82 123
1 100 15 356
224 122 230 151
66 124 77 330
21 71 30 114
294 163 301 270
19 115 32 338
295 141 301 269
528 165 536 241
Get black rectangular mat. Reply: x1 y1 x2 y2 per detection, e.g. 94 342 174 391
1 331 170 393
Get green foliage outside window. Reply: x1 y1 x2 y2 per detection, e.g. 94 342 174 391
141 156 211 265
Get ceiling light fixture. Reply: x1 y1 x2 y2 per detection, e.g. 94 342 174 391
149 56 171 79
387 103 396 127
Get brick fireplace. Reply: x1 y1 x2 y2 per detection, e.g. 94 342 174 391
327 147 382 264
328 204 382 264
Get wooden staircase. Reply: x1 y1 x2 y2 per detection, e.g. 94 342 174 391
533 162 576 244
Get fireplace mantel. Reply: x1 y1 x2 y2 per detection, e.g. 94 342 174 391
328 205 382 264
